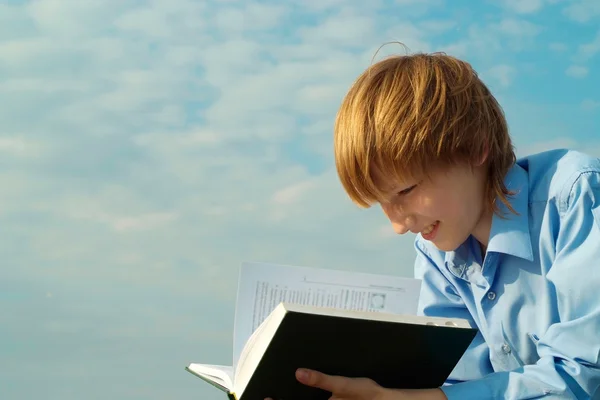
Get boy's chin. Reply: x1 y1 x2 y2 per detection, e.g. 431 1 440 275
430 238 462 252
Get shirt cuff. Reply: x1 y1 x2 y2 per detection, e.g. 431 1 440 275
440 379 493 400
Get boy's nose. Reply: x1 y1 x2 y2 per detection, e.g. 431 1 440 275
381 203 416 235
391 215 416 235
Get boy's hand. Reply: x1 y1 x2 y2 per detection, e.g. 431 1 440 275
265 368 448 400
293 368 388 399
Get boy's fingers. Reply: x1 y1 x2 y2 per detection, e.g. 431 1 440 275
296 368 356 395
264 369 347 399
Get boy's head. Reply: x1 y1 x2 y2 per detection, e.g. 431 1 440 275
333 51 517 249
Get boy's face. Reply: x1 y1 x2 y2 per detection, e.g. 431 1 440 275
374 161 490 251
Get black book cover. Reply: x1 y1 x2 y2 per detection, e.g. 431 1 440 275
239 311 477 400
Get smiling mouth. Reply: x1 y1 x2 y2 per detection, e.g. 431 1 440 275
422 222 437 235
421 221 439 240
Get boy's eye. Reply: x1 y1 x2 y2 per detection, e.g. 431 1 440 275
397 185 416 196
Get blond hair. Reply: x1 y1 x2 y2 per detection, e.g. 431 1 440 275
333 51 516 215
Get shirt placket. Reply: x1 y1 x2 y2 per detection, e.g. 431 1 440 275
474 252 523 371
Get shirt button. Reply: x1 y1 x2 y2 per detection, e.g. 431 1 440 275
502 343 511 354
487 291 496 300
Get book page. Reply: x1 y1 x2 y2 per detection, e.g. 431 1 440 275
231 261 422 368
186 363 234 392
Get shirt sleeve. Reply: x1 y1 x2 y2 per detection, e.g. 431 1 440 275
439 170 600 399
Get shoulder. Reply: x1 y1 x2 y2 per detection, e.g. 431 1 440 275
517 149 600 212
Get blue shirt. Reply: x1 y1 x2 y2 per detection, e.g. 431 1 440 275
414 149 600 399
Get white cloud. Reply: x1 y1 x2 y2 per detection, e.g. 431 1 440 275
0 77 91 93
582 99 600 110
567 31 600 76
549 42 568 51
70 209 180 233
215 3 289 32
497 0 545 14
0 37 59 66
418 20 457 34
577 30 600 60
299 12 374 45
566 65 589 78
442 17 542 59
0 136 45 157
394 0 445 16
25 0 127 36
495 18 542 36
517 137 600 159
564 0 600 22
271 180 319 206
487 65 517 87
396 0 430 4
290 0 362 12
516 137 579 157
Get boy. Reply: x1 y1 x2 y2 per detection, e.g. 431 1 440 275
271 52 600 399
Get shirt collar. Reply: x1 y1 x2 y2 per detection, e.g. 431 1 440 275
486 163 533 261
444 163 533 271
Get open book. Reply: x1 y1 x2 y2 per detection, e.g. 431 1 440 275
185 262 477 400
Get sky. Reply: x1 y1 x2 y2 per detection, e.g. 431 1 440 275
1 0 599 399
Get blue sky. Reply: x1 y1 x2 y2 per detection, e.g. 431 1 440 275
1 0 599 399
